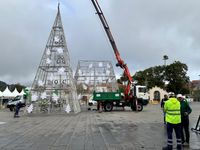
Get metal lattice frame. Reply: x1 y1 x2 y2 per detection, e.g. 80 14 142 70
74 60 118 95
31 4 80 114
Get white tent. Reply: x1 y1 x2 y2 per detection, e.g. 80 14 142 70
0 91 3 108
2 87 14 97
19 89 25 96
0 91 3 97
12 88 20 97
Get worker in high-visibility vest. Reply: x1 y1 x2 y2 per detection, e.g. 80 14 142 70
162 93 182 150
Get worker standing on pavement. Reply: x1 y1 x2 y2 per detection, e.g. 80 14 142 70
161 94 169 124
162 93 182 150
177 94 192 146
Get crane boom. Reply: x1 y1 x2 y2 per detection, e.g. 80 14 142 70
91 0 133 100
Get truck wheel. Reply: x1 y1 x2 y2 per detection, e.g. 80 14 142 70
137 104 143 111
9 107 14 112
131 100 136 111
97 102 100 110
104 102 113 112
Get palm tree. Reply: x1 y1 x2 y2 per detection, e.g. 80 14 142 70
163 55 169 66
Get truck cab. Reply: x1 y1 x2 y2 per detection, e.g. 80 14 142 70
134 85 149 105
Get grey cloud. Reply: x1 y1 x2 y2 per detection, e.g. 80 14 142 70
0 0 200 86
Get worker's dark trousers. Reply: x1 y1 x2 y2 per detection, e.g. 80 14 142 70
166 123 182 150
14 103 21 117
181 117 190 143
163 111 166 124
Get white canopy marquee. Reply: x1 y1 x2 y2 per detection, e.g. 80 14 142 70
0 87 25 98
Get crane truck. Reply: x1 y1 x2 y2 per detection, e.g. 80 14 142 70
91 0 149 112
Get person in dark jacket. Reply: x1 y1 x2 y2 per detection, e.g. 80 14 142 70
177 94 192 146
14 95 26 118
161 94 168 124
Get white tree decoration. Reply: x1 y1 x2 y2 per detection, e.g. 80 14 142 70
46 58 51 64
31 94 38 102
30 5 81 114
57 47 63 54
106 70 110 75
58 67 65 75
82 84 87 90
65 104 71 113
99 62 103 67
38 80 44 86
49 73 54 81
41 92 47 99
54 36 59 42
27 104 33 113
85 78 89 84
46 48 51 55
52 93 59 103
89 64 93 68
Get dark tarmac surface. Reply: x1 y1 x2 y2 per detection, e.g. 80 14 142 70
0 102 200 150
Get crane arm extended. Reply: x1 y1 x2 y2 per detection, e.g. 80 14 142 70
91 0 133 100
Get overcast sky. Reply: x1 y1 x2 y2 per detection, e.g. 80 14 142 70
0 0 200 86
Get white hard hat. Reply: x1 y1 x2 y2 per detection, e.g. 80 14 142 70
168 92 175 96
177 94 183 98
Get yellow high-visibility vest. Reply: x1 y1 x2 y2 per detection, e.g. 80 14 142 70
164 98 181 124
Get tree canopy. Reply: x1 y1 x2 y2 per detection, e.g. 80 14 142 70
118 61 190 95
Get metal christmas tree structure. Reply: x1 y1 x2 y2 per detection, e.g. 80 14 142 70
30 4 80 114
74 60 118 95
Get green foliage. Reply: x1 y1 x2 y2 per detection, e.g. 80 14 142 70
192 90 200 101
132 61 190 94
133 66 165 89
165 61 190 94
0 81 26 92
0 81 7 92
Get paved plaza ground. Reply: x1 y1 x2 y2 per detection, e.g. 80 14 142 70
0 102 200 150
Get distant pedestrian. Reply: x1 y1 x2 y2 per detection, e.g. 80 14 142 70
161 94 168 108
162 93 182 150
161 94 169 124
177 94 192 146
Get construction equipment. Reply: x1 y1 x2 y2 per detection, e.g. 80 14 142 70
191 115 200 134
91 0 148 111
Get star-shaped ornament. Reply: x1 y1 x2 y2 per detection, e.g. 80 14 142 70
41 92 47 99
46 58 51 64
54 36 59 42
57 47 63 54
58 67 65 75
46 48 51 55
38 80 44 86
31 94 38 102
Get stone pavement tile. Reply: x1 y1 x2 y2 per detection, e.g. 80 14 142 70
0 102 200 150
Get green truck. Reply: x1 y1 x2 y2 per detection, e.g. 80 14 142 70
93 87 148 112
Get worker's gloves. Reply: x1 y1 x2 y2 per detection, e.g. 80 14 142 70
184 112 189 116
